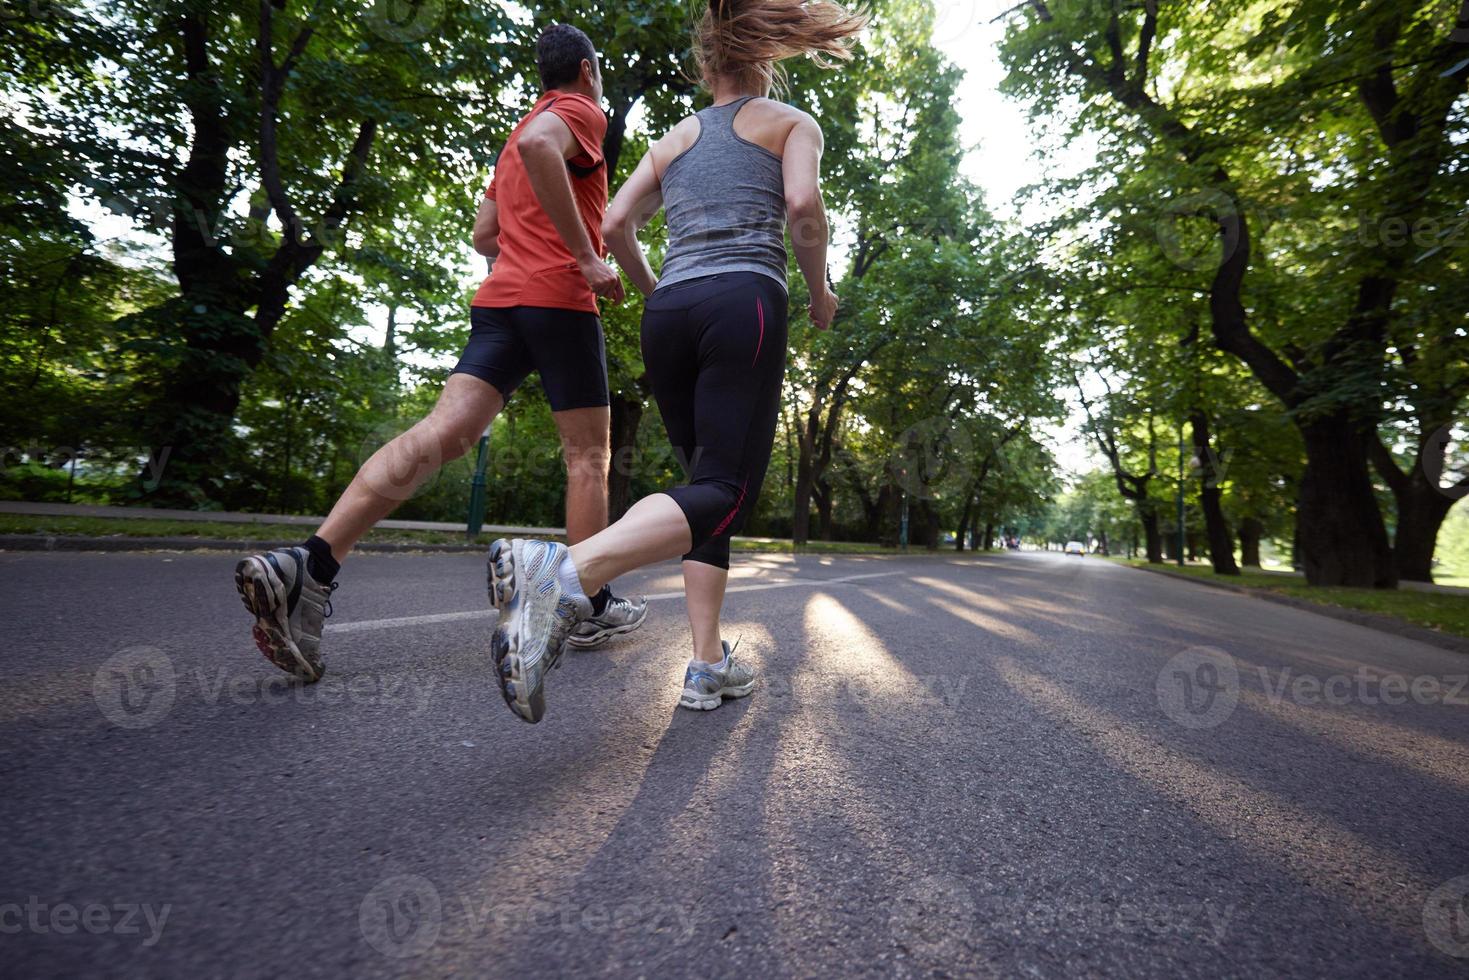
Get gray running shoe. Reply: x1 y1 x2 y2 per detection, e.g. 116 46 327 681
678 640 756 711
234 547 337 682
487 538 593 723
567 592 649 649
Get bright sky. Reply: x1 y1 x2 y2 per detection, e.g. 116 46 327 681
929 1 1100 478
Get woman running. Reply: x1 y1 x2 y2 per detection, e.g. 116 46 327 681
486 0 865 723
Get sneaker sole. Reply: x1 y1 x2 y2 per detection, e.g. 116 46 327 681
678 680 755 711
234 557 323 682
488 539 546 724
564 603 649 649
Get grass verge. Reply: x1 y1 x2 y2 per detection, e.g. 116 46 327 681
1101 555 1469 638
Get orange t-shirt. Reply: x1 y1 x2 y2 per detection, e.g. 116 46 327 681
472 91 608 314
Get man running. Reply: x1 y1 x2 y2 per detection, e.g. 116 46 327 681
234 24 646 682
486 0 861 724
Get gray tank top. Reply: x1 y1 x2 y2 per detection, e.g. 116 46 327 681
657 96 788 292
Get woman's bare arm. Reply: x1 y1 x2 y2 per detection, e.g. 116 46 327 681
602 149 663 299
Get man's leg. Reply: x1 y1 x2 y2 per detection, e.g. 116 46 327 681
551 405 611 546
554 404 650 647
233 373 504 683
315 374 505 563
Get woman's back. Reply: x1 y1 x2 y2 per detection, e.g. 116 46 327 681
653 97 804 292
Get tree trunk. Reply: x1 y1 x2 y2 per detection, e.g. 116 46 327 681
1139 502 1163 563
982 522 995 551
792 407 818 544
1238 517 1264 568
1372 432 1466 583
1297 418 1397 588
955 493 973 552
1190 410 1239 575
815 478 835 541
383 304 397 359
1390 482 1457 582
606 389 644 522
866 483 892 542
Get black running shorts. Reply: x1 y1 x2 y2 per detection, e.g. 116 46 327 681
453 306 610 412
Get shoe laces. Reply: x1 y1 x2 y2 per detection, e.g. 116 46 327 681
323 581 339 618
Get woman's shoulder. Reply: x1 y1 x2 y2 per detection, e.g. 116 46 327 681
650 114 704 176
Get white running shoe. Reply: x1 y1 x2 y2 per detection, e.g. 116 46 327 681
234 546 337 682
487 538 593 723
678 641 756 711
567 592 649 649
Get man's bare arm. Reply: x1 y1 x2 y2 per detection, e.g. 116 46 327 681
517 112 623 301
472 197 500 257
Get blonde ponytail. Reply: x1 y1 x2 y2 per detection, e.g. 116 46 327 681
695 0 869 91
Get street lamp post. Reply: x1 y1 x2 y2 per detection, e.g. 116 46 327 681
466 431 490 540
1176 423 1186 567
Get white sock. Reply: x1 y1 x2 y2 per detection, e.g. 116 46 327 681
556 547 588 600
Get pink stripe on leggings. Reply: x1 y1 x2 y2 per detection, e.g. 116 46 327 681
711 478 749 537
752 297 765 367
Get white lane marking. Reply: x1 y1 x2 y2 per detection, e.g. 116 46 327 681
329 570 900 635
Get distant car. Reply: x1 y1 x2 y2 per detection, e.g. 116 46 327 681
1064 541 1086 555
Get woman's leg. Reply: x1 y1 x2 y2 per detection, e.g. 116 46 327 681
567 493 692 592
683 560 729 664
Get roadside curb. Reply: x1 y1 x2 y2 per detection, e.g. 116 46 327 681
1118 561 1469 656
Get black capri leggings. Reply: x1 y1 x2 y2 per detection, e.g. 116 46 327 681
641 271 789 569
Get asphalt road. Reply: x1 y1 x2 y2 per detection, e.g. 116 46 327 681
3 548 1467 977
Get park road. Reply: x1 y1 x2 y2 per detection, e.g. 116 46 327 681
2 548 1467 977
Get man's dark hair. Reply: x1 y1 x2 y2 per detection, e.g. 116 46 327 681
536 24 596 90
